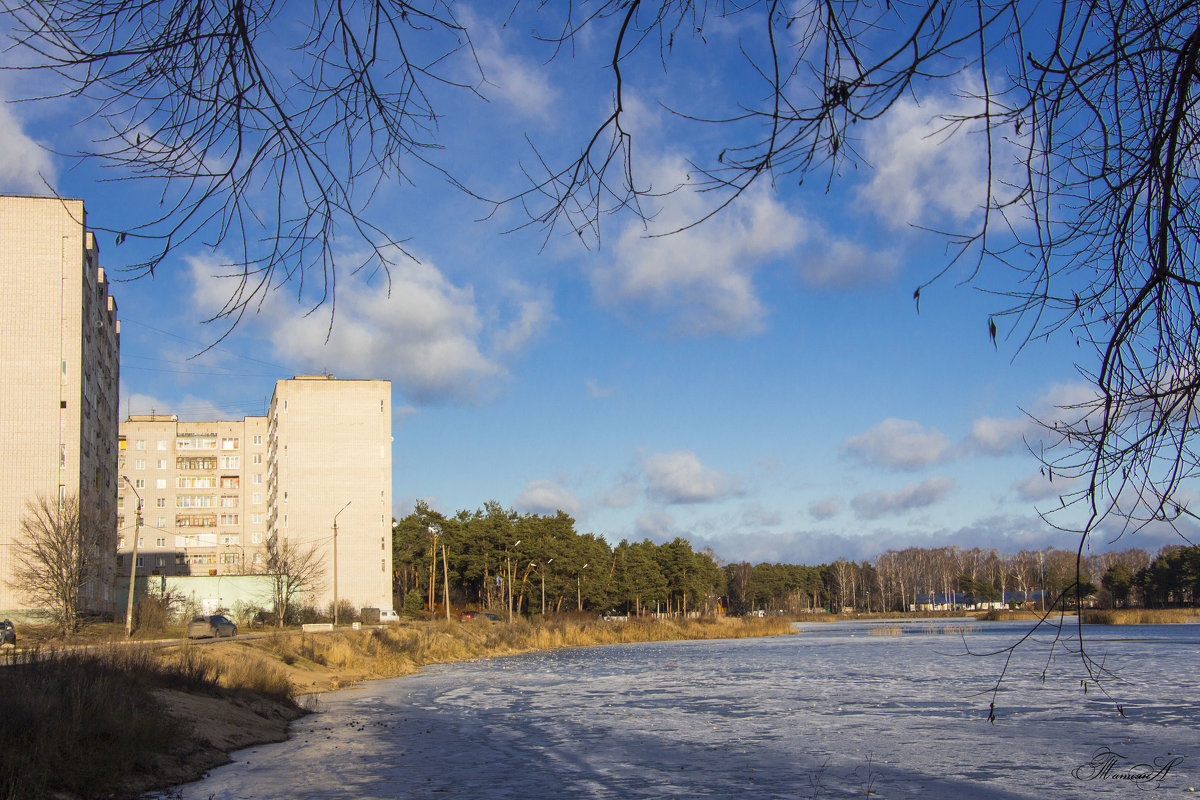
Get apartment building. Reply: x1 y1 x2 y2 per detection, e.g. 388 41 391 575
116 377 393 613
0 195 120 613
117 415 269 578
268 376 393 613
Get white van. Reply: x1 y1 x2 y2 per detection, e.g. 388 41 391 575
379 609 400 624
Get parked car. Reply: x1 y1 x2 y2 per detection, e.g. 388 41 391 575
0 619 15 646
379 609 400 624
459 610 501 623
186 614 237 639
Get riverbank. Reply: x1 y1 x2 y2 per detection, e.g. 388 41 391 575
1 615 793 799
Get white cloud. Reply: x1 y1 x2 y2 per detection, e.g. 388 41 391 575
460 10 559 119
743 503 783 527
1013 471 1077 502
600 474 640 508
189 252 550 404
851 476 956 520
809 495 843 520
593 160 805 336
0 101 55 193
492 283 554 356
642 450 740 504
842 418 951 470
515 480 582 517
120 390 226 422
634 511 679 542
858 83 1003 230
797 231 900 288
969 415 1038 456
586 379 615 399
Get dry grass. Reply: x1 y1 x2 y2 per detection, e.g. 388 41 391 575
1080 608 1200 625
870 625 902 636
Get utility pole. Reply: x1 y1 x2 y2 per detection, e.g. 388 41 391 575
333 501 351 625
122 476 142 638
442 543 450 621
577 562 588 612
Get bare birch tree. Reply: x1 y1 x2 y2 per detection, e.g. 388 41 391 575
262 534 325 627
9 494 107 637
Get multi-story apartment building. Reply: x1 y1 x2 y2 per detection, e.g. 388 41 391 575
117 415 268 578
0 195 120 613
268 376 393 613
116 377 393 613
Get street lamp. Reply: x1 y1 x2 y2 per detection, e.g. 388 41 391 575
121 476 143 639
332 500 351 625
576 563 588 612
504 540 520 623
538 558 554 616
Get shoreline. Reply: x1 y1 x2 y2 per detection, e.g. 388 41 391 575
146 616 796 798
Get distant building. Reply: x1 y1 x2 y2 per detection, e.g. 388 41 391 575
115 377 393 614
0 195 121 613
116 415 268 578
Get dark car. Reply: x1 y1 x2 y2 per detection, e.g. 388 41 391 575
0 619 15 646
186 614 237 639
459 610 501 623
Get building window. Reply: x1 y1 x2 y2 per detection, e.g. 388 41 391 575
117 537 125 549
156 497 166 508
253 553 263 565
251 528 262 539
137 537 144 547
253 434 263 445
157 440 167 450
157 459 167 469
221 437 239 450
178 476 217 489
135 459 145 470
135 556 144 568
134 479 145 489
252 453 262 464
220 514 239 525
177 495 214 508
155 556 166 567
155 537 166 547
252 492 262 505
252 474 263 485
221 554 238 564
156 518 166 528
221 495 238 508
136 439 145 450
116 555 124 567
156 479 166 489
220 476 240 489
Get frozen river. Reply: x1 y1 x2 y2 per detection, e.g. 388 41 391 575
162 619 1198 799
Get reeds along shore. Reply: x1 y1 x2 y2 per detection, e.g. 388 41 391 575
1079 608 1200 625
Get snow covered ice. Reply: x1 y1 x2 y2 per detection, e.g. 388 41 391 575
160 619 1198 799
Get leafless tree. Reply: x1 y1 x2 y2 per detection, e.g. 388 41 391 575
8 494 107 637
261 534 325 627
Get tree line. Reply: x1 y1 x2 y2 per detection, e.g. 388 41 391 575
394 502 1195 616
392 502 724 618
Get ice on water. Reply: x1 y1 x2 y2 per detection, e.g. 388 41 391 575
161 619 1198 799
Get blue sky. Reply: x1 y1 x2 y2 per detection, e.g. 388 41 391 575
2 3 1189 564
